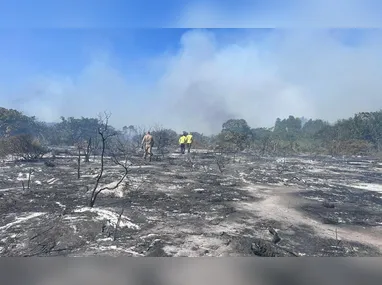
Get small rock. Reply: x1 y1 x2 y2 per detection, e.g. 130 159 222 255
323 201 335 208
193 188 205 193
272 235 281 244
44 161 55 167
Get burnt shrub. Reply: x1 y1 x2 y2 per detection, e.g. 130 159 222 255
1 134 48 160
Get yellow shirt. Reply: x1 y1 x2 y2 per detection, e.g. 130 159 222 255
179 136 186 144
186 134 193 144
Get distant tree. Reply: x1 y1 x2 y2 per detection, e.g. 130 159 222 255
302 119 328 137
53 116 101 160
251 127 274 155
188 132 211 149
3 134 48 160
0 107 39 137
274 116 302 138
353 111 382 151
217 119 252 152
151 125 178 158
273 115 302 152
130 125 147 148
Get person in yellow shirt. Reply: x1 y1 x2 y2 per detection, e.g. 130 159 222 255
185 132 193 153
179 132 187 154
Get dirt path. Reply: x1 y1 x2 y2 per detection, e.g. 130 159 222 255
238 184 382 252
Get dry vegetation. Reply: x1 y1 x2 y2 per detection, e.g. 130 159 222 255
1 108 382 257
0 146 381 257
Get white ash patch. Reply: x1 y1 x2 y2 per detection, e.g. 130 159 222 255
129 165 152 169
304 196 326 202
96 181 128 198
54 155 76 159
47 178 59 184
0 155 15 162
0 165 11 169
0 187 22 192
168 153 184 158
163 235 225 257
193 188 205 193
156 184 182 193
72 207 139 229
70 224 78 233
16 172 34 181
140 233 159 239
97 237 113 242
276 158 287 164
62 216 88 223
0 212 46 231
350 183 382 193
106 160 133 166
168 185 180 190
307 168 326 173
337 217 346 224
189 149 210 153
98 189 125 198
80 174 99 178
129 175 147 182
55 201 65 208
89 245 144 256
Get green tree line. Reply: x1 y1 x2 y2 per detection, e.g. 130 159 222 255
217 110 382 156
1 106 381 158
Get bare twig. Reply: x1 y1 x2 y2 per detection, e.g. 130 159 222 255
335 228 341 247
89 112 130 207
113 208 124 241
216 155 225 173
27 168 32 189
77 147 81 179
85 137 92 163
268 227 281 244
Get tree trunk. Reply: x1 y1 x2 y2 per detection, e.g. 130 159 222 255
89 196 96 207
85 137 91 163
77 148 81 179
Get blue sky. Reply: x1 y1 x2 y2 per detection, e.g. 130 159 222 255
0 1 310 28
0 0 182 28
0 29 183 79
1 0 381 28
0 1 382 134
0 28 369 84
0 28 273 79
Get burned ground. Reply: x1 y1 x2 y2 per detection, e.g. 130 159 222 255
0 149 381 257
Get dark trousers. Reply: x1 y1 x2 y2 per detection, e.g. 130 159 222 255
180 144 185 154
186 143 192 153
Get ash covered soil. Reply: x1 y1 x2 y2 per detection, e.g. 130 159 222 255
1 149 382 257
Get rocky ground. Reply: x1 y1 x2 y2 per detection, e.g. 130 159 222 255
0 148 381 257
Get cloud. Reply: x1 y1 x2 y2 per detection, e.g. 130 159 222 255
4 53 147 127
153 29 382 134
3 28 382 135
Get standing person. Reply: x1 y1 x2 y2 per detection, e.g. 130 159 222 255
179 132 187 154
186 132 193 153
141 131 154 161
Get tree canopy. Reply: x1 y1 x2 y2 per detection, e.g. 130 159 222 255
1 106 381 156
